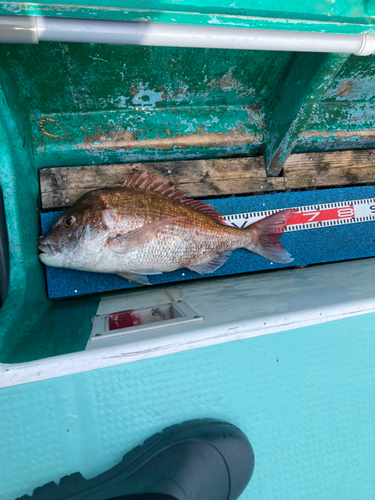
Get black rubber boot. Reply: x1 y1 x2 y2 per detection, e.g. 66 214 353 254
18 419 254 500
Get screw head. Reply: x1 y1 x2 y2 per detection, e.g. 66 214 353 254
65 199 69 203
309 157 313 162
311 179 316 183
62 176 67 181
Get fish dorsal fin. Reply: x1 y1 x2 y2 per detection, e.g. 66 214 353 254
121 170 227 225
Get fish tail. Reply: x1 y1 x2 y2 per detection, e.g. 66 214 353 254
244 209 297 264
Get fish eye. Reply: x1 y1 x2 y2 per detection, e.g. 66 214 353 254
63 216 76 227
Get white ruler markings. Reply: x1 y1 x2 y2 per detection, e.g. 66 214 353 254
223 198 375 231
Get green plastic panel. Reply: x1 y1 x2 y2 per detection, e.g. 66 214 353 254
1 313 374 499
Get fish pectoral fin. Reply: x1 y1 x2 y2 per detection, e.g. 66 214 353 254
188 252 231 275
118 272 152 285
109 216 187 254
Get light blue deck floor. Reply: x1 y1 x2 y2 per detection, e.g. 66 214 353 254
1 313 374 500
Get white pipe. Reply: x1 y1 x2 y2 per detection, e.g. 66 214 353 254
1 15 375 55
356 33 375 56
36 17 367 54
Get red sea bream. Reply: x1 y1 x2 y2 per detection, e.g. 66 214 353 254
38 171 296 285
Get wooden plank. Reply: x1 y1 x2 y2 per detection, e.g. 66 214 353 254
284 150 375 189
265 53 350 177
40 149 375 210
40 157 286 209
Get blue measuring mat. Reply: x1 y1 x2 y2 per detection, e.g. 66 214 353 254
40 186 375 299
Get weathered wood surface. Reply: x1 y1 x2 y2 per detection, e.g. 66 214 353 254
284 149 375 189
39 149 375 210
39 157 286 209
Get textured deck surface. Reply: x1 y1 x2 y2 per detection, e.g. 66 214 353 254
1 312 374 500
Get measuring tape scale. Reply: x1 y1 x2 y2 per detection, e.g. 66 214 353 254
223 198 375 232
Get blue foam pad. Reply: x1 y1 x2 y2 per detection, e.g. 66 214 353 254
41 186 375 299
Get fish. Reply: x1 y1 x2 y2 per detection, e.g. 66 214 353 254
38 170 297 285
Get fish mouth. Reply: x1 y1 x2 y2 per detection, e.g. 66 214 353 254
38 243 60 255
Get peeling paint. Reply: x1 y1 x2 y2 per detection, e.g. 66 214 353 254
300 129 375 141
131 85 165 109
208 68 255 96
115 96 128 108
217 69 239 91
336 79 353 97
325 75 375 102
76 129 261 152
83 130 134 143
2 30 375 174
